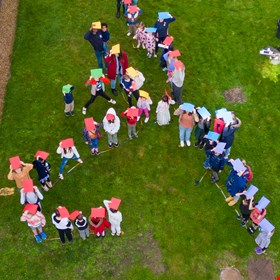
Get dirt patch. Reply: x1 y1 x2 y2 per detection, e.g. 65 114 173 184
220 268 243 280
247 259 275 280
224 87 246 103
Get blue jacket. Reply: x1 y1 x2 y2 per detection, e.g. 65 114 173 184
225 169 247 196
84 30 104 51
63 86 74 104
154 17 176 38
209 151 225 171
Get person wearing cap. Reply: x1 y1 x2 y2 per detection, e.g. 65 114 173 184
20 204 47 243
82 73 116 115
56 139 83 180
73 212 90 240
235 191 255 227
20 179 43 211
103 199 122 236
105 48 129 97
121 107 138 140
174 105 199 147
170 60 185 105
88 208 111 238
156 95 175 126
8 157 33 190
62 84 75 116
52 207 73 244
220 112 241 158
154 13 176 56
208 144 226 183
125 5 142 37
32 151 52 191
84 23 105 69
103 107 121 148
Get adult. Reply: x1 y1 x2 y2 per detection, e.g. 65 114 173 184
208 143 226 183
235 192 254 227
154 12 176 56
84 22 105 69
170 60 185 105
105 47 129 96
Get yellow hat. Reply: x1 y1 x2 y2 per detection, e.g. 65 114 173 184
111 44 120 55
139 90 149 99
91 21 101 29
126 67 138 78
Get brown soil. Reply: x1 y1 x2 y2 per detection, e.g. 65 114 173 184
224 87 246 103
220 268 243 280
0 0 19 122
247 259 275 280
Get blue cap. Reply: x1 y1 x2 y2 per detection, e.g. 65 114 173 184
158 12 171 20
232 158 246 172
259 218 275 233
181 103 195 112
245 184 259 199
223 111 233 123
197 107 211 120
256 196 270 210
145 27 157 33
215 108 227 118
213 142 226 154
206 131 220 142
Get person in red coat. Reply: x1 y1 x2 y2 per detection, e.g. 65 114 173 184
88 208 111 238
105 50 129 96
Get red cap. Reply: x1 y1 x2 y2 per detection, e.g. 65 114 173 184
69 210 82 220
127 108 139 117
109 197 122 210
91 207 106 218
128 5 139 14
106 114 115 121
60 138 74 148
57 206 70 218
84 117 96 131
174 60 184 70
9 156 21 170
169 50 181 57
163 36 174 46
34 150 49 160
23 204 38 215
22 179 34 193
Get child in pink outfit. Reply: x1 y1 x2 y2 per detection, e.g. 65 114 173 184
137 92 152 123
135 22 146 49
145 30 156 58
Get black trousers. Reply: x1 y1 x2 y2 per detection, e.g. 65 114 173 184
84 90 111 109
116 0 124 13
126 90 139 107
155 36 167 54
57 228 73 243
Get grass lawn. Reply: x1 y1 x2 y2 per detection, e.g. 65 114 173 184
0 0 280 279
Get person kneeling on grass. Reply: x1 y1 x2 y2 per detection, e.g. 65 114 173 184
20 204 46 243
103 198 123 236
89 207 111 238
103 107 120 148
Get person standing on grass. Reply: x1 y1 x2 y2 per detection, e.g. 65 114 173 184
174 103 199 147
156 94 175 126
8 156 33 191
82 69 116 115
101 22 110 53
33 150 52 191
194 107 211 149
103 107 121 148
62 84 75 117
255 219 275 255
137 90 153 123
121 107 138 140
20 204 47 243
235 191 255 227
121 74 135 107
116 0 126 18
105 44 129 96
103 198 123 236
89 208 111 238
126 66 145 102
170 60 185 105
56 138 83 180
20 179 43 211
154 12 176 57
52 206 73 245
84 22 105 69
70 211 90 241
125 5 142 37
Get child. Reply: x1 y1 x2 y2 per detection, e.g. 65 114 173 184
103 198 123 236
83 117 102 155
56 138 83 180
156 94 175 126
144 28 156 58
137 90 152 123
103 108 120 148
20 179 43 211
101 22 110 52
135 21 146 49
62 84 74 116
125 5 142 37
20 204 47 243
82 69 116 115
89 207 111 238
33 150 52 191
235 191 255 227
255 219 275 255
121 74 135 107
70 211 90 240
8 156 33 190
121 107 138 140
202 131 219 169
126 66 145 102
52 206 73 245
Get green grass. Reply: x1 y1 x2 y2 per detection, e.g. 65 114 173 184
0 0 280 279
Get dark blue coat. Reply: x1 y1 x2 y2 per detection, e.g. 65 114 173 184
154 17 176 38
209 151 225 171
225 169 247 196
84 30 104 51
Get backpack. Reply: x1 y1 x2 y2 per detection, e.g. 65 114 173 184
244 165 253 182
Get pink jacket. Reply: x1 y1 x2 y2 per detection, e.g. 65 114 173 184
20 211 46 228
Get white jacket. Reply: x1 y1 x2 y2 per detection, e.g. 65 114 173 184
20 187 43 205
103 108 120 135
103 200 122 225
56 146 80 159
52 214 73 230
134 71 145 90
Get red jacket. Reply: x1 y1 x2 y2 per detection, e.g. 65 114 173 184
250 208 266 225
121 111 137 125
105 52 129 80
89 217 111 235
214 118 225 134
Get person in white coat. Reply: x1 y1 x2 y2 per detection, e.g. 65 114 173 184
156 95 175 126
103 198 122 236
103 108 120 148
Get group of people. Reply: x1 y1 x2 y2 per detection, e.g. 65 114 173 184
7 1 275 254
